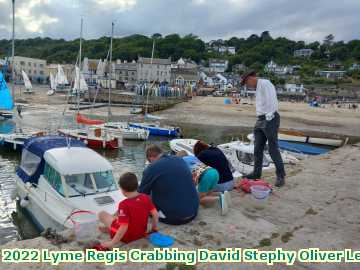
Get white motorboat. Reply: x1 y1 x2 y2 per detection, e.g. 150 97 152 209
169 139 243 178
101 122 149 141
15 136 124 232
217 141 274 175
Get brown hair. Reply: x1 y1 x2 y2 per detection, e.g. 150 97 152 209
145 144 163 160
118 172 138 192
193 140 210 157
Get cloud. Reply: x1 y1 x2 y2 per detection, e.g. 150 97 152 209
0 0 358 42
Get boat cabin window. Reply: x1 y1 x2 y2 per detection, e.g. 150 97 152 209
20 149 42 176
64 170 117 197
44 163 64 196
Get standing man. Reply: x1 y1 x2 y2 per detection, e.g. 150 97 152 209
241 71 286 187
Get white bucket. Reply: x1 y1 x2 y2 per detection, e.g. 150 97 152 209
70 210 98 242
250 185 271 200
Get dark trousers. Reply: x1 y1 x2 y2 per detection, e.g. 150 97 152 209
253 112 285 179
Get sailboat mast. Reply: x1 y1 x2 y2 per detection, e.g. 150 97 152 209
11 0 15 99
145 39 155 115
77 17 83 114
108 22 114 120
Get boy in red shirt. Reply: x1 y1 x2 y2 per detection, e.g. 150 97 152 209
98 172 159 249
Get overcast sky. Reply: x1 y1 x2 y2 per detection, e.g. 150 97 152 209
0 0 359 42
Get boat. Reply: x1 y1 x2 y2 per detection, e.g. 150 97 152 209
72 66 88 96
101 122 149 141
0 130 45 151
0 72 14 120
130 107 142 114
55 64 69 91
15 136 124 232
169 139 244 177
129 122 181 137
22 70 33 94
58 127 119 150
278 140 330 155
279 130 344 147
47 72 56 96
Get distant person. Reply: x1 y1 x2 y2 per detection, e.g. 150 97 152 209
98 172 159 249
176 150 230 215
241 71 286 187
139 145 199 225
16 104 22 118
193 141 234 192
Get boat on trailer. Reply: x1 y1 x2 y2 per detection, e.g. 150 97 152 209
15 136 124 232
58 127 119 150
129 122 181 137
101 122 149 141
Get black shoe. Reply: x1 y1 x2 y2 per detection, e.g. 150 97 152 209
244 174 261 180
275 177 285 187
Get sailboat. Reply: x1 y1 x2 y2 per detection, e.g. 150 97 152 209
56 65 68 91
0 72 14 120
22 70 33 94
47 72 56 96
58 19 119 150
72 66 88 95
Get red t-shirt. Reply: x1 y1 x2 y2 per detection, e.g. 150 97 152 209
110 194 156 243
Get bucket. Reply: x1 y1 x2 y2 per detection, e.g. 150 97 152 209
70 210 98 241
250 185 271 200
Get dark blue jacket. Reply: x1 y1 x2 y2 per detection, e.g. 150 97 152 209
197 147 233 184
138 155 199 221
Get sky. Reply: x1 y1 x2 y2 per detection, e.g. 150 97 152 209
0 0 359 42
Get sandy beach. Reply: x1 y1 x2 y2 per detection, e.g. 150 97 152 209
2 88 359 269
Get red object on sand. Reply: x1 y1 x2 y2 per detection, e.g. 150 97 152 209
237 179 272 193
76 113 105 125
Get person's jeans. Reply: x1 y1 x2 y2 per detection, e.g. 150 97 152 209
253 112 285 179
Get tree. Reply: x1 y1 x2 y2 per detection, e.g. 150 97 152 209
324 34 335 46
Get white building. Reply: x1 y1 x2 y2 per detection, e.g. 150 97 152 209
316 70 346 79
349 63 360 71
294 49 314 58
8 56 47 83
265 60 294 75
137 57 171 83
172 58 198 69
284 83 304 93
209 59 229 73
218 46 236 55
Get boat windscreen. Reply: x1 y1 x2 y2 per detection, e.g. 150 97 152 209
20 149 42 176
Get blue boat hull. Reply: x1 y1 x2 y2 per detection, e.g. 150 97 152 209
278 140 329 155
0 140 23 151
129 123 180 137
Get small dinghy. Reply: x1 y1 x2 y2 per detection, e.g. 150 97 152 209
129 122 181 137
15 136 124 232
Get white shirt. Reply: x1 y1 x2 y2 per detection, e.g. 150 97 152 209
255 79 278 120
